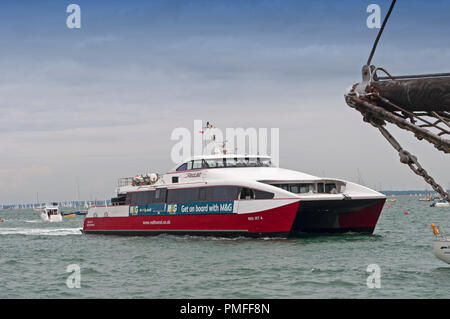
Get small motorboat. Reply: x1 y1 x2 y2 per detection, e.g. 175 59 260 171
431 224 450 264
419 194 432 202
430 199 450 208
36 203 62 222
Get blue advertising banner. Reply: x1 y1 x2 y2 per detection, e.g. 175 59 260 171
129 201 234 216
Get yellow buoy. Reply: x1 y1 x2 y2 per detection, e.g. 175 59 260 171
431 223 440 236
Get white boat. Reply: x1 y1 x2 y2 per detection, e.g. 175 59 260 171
36 203 62 222
83 131 386 238
430 199 450 207
431 224 450 264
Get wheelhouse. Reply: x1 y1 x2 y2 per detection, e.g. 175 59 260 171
175 155 274 172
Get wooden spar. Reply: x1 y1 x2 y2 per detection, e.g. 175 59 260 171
371 77 450 112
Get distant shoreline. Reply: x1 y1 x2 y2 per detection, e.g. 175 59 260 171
381 190 448 196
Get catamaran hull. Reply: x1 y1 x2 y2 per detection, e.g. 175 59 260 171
82 198 385 237
82 201 299 238
290 198 386 235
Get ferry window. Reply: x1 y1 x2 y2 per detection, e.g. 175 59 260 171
317 183 324 193
198 188 207 201
176 163 187 171
325 183 337 193
236 157 246 167
111 195 126 205
299 184 314 193
289 184 300 193
201 160 210 168
258 158 272 167
155 188 167 203
129 191 153 205
192 160 203 169
225 158 237 167
280 184 289 191
204 158 225 168
239 188 255 200
217 158 225 167
167 188 199 203
172 176 179 183
253 189 274 199
187 161 193 170
181 188 198 202
248 157 258 167
211 186 240 201
166 189 177 202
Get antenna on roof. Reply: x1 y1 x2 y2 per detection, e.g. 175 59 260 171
200 121 229 155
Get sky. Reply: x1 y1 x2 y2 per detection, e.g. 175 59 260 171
0 0 449 204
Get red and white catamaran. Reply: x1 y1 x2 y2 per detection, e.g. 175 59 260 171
83 129 386 238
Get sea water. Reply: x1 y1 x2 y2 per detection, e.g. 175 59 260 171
0 196 449 299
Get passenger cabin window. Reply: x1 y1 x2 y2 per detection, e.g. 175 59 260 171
253 189 275 199
128 186 273 204
176 163 187 171
187 161 193 170
239 188 255 200
155 188 167 202
325 183 337 194
167 186 239 203
317 183 324 193
272 183 315 194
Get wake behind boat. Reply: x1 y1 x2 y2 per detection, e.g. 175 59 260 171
82 133 386 238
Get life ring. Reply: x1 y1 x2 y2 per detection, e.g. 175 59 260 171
0 218 4 222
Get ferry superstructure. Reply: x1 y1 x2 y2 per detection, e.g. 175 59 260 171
83 150 386 237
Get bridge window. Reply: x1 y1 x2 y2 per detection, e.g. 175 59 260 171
192 160 203 169
236 157 247 167
225 158 237 167
259 158 272 167
204 158 225 168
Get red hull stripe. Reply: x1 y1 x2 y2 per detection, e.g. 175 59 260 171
84 201 301 234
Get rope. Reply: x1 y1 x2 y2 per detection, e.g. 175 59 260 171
345 92 450 201
367 0 397 66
